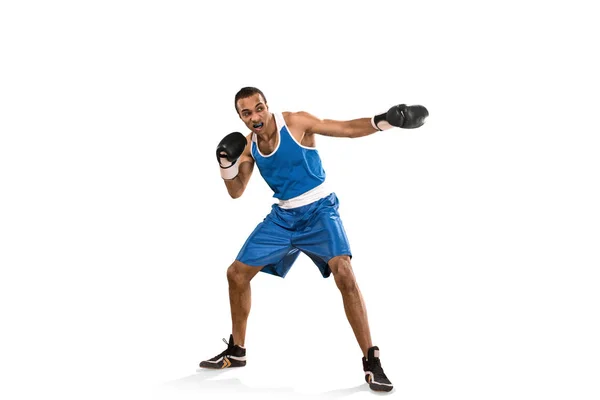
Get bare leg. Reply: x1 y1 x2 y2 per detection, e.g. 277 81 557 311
329 255 373 357
227 260 263 347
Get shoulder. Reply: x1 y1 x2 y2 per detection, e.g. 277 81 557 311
283 111 318 129
283 111 312 120
242 132 254 155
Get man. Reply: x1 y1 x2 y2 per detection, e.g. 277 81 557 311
199 87 428 392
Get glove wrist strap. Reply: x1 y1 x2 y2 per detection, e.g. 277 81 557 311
371 113 393 131
220 160 240 180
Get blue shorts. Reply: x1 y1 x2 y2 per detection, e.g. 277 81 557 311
236 193 352 278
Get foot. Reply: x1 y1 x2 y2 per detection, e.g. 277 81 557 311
199 334 247 369
362 346 393 392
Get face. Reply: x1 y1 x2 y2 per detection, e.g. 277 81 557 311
236 93 270 134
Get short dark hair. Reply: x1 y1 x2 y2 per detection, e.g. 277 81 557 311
234 87 267 113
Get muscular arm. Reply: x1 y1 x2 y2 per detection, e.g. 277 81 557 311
288 111 378 139
223 135 255 199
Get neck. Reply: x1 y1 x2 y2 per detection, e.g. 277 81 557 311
256 113 277 140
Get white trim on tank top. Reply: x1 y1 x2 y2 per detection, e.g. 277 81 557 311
273 112 318 150
252 128 280 158
252 112 314 157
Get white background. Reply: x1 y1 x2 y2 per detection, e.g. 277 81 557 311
1 1 599 399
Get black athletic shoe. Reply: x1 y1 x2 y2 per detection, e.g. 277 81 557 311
199 334 247 369
362 346 393 392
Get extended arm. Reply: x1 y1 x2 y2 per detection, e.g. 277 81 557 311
290 112 376 139
289 104 429 139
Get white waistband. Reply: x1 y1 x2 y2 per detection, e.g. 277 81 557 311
277 182 332 209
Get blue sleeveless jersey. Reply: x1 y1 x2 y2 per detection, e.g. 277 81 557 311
251 112 326 201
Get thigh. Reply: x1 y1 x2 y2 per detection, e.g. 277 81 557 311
236 215 295 269
293 194 352 276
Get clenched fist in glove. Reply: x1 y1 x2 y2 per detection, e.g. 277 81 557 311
371 104 429 131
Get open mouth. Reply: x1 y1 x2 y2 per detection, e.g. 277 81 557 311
253 122 264 131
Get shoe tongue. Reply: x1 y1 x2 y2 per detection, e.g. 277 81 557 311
368 346 380 360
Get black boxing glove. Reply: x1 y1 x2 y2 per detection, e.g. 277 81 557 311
371 104 429 130
216 132 246 180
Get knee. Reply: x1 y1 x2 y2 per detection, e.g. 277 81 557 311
330 257 357 293
227 261 249 288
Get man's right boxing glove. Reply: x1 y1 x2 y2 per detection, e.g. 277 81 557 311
371 104 429 130
216 132 246 180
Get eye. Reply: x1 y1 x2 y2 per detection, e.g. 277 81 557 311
257 106 263 112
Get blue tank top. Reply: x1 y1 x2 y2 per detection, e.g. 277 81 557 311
251 112 326 201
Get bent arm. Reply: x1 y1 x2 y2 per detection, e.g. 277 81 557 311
223 156 254 198
222 136 255 199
